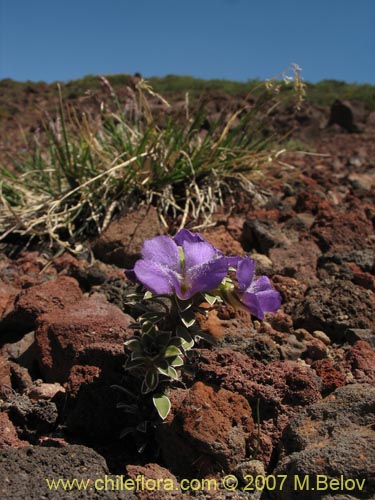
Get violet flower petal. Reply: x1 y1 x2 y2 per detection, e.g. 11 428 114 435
134 259 180 295
236 256 255 290
225 255 244 268
141 235 180 271
174 228 207 245
182 240 217 269
243 275 281 320
174 229 224 256
186 258 231 298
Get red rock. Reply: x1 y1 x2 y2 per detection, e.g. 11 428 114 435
158 381 253 476
51 253 85 273
35 293 132 382
0 354 33 395
0 280 18 320
65 365 101 398
294 188 331 216
269 240 321 284
293 279 375 342
345 341 375 385
126 463 181 500
312 358 346 395
195 348 321 460
271 274 307 314
92 205 163 267
347 262 375 291
202 225 244 256
268 311 294 334
14 275 83 329
64 364 128 439
304 338 328 361
8 362 33 394
195 303 225 339
312 210 373 253
0 356 12 397
0 412 27 448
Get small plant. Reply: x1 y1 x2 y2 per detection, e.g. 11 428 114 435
122 229 281 420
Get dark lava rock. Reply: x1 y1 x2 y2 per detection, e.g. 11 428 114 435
338 248 374 273
0 444 137 499
271 384 375 500
95 276 147 314
293 279 375 342
345 328 375 349
2 393 58 440
327 99 360 133
241 219 296 254
64 364 131 441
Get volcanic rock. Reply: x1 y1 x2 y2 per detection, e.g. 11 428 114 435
158 381 253 476
92 205 163 268
35 293 132 382
0 445 137 499
272 384 375 499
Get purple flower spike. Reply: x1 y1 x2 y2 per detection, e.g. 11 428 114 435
236 256 281 320
131 230 230 300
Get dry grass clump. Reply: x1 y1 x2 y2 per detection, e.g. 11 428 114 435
0 65 305 254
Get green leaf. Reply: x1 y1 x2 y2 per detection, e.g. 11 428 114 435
153 394 171 420
171 355 184 367
166 366 179 379
176 325 195 350
175 297 193 312
168 336 183 347
194 330 217 345
137 441 147 454
142 369 159 393
110 385 137 398
180 309 196 328
155 359 169 371
141 333 156 351
141 321 154 335
139 311 164 324
124 338 142 352
203 293 219 306
156 365 170 376
131 352 146 361
164 345 182 358
124 358 146 370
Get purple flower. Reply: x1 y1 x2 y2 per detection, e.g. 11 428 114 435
130 229 232 300
236 256 281 320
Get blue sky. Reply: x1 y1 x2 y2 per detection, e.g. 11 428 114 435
0 0 374 84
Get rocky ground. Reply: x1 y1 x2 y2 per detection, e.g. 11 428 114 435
1 89 375 499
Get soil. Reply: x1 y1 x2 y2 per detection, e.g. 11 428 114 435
1 81 375 500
